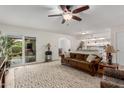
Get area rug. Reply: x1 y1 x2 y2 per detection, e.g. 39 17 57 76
6 61 101 88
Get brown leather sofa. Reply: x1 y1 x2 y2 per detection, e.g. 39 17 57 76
61 53 103 75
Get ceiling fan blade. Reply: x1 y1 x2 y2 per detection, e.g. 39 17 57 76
72 5 89 14
65 5 73 12
61 19 66 24
60 5 68 12
72 15 82 21
48 14 62 17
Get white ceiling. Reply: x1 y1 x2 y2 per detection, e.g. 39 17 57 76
0 5 124 35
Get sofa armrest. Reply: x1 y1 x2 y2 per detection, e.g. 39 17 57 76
60 54 65 59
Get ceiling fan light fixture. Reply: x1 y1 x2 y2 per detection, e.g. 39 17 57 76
63 13 72 21
48 5 89 24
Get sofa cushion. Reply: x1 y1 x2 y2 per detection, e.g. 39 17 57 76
69 58 79 62
75 54 83 60
83 54 89 61
70 53 76 59
78 60 89 64
64 52 70 58
74 53 88 61
86 54 96 62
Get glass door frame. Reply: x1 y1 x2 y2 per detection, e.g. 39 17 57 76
24 36 36 63
6 35 36 66
6 35 24 66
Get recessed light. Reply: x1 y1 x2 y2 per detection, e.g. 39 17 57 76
81 31 89 35
81 32 86 35
99 38 105 40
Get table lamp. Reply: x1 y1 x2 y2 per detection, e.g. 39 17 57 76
105 44 116 65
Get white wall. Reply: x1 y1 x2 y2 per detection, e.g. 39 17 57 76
0 24 78 62
111 26 124 65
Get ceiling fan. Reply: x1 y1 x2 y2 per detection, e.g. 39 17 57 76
48 5 89 24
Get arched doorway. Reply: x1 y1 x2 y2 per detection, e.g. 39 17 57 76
58 38 71 55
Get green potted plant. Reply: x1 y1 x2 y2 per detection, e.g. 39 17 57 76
0 35 14 67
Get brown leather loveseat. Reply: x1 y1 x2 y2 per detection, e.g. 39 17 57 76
61 53 103 75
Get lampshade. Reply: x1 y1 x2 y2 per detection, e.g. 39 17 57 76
105 45 116 53
46 43 51 48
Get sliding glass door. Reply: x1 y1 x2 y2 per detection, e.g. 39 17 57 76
7 35 36 67
25 37 36 63
7 35 23 66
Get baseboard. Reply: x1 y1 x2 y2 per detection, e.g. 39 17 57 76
10 59 60 68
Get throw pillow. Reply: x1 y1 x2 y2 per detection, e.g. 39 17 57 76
64 52 70 57
86 54 96 62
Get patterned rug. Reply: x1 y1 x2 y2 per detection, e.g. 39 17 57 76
6 61 101 88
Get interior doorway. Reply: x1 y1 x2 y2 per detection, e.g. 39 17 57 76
58 38 71 55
